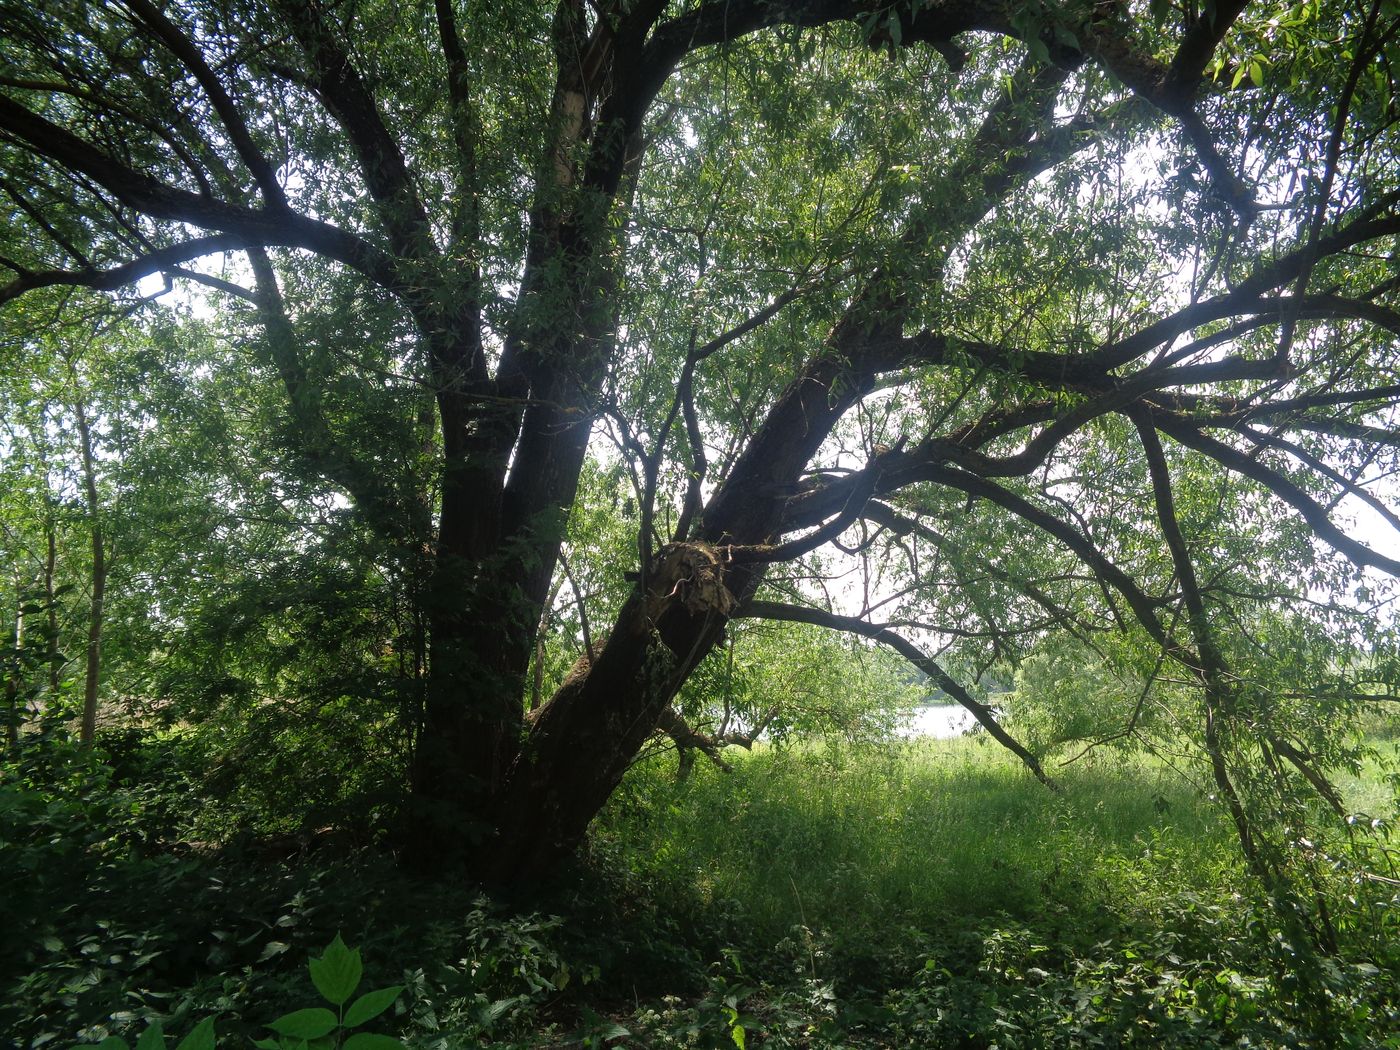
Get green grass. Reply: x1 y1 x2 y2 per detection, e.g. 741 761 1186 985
8 729 1399 1048
586 736 1400 1046
1337 736 1400 816
596 736 1240 970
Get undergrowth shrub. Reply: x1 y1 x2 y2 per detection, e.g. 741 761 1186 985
79 937 407 1050
4 731 1398 1048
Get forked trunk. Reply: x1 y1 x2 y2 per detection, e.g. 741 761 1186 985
484 543 739 882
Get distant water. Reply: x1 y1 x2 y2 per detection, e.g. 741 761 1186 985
899 704 976 739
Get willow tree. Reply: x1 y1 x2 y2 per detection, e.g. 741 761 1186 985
2 0 1397 882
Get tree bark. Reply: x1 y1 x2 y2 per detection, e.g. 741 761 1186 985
4 572 22 755
72 384 105 748
44 509 59 697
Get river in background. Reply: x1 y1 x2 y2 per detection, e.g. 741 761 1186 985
898 704 976 738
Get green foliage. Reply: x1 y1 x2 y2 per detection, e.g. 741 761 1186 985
254 936 404 1050
2 732 205 1043
1005 639 1149 756
73 937 405 1050
1 730 379 1047
1 730 587 1047
607 740 1400 1048
878 909 1397 1049
4 728 1398 1048
88 1019 215 1050
0 0 1398 1042
676 621 919 749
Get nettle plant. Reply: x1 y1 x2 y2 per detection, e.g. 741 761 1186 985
88 938 405 1050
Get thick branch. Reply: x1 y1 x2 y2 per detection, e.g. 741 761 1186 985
433 0 481 250
1241 426 1400 536
271 0 438 263
1093 216 1400 369
1146 384 1400 449
725 449 891 564
123 0 288 209
0 235 247 305
0 94 403 293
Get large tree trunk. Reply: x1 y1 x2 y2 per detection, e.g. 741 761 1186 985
409 44 1089 883
485 542 738 881
479 334 890 881
407 32 639 862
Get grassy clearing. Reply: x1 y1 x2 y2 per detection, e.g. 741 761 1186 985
1337 737 1400 816
596 736 1239 973
584 736 1399 1046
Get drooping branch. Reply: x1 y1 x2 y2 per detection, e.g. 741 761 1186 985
860 500 1103 645
785 458 1170 647
739 599 1056 790
2 177 95 269
1240 426 1400 536
1152 412 1400 577
1268 736 1348 818
247 248 419 543
1131 407 1265 879
67 360 105 748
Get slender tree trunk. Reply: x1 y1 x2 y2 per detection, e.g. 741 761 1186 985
3 677 17 755
530 576 564 713
72 390 105 747
4 573 23 755
44 512 59 696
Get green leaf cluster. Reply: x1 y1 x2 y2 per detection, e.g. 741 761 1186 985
77 938 405 1050
256 936 405 1050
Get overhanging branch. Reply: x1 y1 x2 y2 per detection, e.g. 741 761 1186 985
739 599 1056 790
0 235 249 305
1153 411 1400 577
0 94 404 294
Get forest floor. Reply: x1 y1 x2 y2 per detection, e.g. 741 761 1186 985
3 732 1398 1048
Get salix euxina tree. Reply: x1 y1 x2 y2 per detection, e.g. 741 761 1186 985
1 0 1398 883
